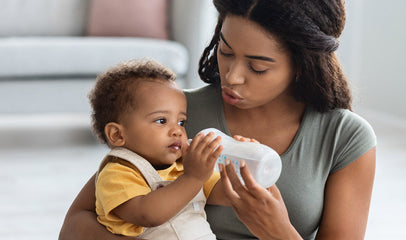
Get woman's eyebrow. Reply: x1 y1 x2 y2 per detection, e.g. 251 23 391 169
245 55 276 63
220 32 276 63
220 32 232 49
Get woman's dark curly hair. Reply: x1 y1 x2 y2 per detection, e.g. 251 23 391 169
199 0 351 112
89 59 176 144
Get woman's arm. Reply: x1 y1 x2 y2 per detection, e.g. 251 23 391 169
315 147 376 239
220 147 376 240
59 174 132 240
220 160 302 240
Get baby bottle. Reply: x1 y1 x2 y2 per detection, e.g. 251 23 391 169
198 128 282 188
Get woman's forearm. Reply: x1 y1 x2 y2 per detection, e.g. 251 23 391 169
59 208 124 240
59 173 129 240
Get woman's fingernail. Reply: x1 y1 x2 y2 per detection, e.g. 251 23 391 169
240 160 245 168
225 159 231 165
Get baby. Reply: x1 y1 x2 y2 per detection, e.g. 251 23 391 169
89 59 228 239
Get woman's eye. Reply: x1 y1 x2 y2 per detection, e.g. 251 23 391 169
219 48 233 57
178 120 186 127
249 65 267 75
155 118 166 124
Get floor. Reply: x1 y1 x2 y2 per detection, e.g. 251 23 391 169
0 109 405 240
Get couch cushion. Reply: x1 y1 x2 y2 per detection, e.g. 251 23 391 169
0 37 188 78
87 0 169 39
0 0 90 36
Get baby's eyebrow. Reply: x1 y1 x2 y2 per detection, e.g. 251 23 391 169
146 110 168 117
146 111 187 117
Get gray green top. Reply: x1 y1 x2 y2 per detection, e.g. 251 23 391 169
184 83 376 240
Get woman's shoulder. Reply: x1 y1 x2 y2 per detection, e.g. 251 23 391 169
304 108 376 172
183 83 225 137
304 107 376 150
309 107 373 130
183 83 219 101
183 83 222 118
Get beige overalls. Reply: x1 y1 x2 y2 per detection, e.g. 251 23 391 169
98 147 216 240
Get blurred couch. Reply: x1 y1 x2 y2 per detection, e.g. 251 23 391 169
0 0 216 114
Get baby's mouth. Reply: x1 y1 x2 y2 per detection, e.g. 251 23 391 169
168 141 182 151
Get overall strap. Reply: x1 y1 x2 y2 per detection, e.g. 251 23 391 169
104 147 163 188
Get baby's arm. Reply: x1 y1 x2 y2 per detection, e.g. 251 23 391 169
113 132 223 227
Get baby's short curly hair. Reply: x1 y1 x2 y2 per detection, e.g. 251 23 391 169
89 59 176 144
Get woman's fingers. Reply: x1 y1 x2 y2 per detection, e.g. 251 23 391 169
233 135 248 142
266 184 282 200
238 160 274 200
238 160 263 190
222 159 262 203
223 159 274 200
224 159 247 193
219 163 241 202
233 135 259 143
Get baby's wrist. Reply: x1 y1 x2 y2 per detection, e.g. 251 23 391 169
181 172 206 185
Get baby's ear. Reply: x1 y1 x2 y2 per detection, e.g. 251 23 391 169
105 122 126 147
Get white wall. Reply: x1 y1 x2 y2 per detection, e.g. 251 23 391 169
171 0 218 89
339 0 406 120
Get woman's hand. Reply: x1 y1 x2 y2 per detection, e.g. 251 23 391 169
219 160 302 240
233 135 259 143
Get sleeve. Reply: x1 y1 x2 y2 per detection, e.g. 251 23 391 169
331 111 377 173
96 162 151 216
203 171 221 198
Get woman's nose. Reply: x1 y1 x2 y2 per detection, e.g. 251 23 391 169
224 61 245 85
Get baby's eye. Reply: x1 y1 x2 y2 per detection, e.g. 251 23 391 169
178 120 186 127
155 118 166 124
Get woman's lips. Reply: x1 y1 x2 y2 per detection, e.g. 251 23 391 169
222 87 243 105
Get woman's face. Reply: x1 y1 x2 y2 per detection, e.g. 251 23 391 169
217 15 296 109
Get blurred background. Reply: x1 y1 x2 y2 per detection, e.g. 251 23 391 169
0 0 405 239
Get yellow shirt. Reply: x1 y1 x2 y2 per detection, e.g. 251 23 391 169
95 157 220 236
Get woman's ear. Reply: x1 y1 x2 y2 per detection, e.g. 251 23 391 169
105 122 126 147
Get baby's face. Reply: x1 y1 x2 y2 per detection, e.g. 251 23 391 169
120 80 188 168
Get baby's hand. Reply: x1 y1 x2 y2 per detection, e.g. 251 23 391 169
182 132 223 183
233 135 260 143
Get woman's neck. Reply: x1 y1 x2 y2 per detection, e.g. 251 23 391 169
223 98 306 154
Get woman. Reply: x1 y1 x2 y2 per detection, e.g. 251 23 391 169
59 0 376 239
